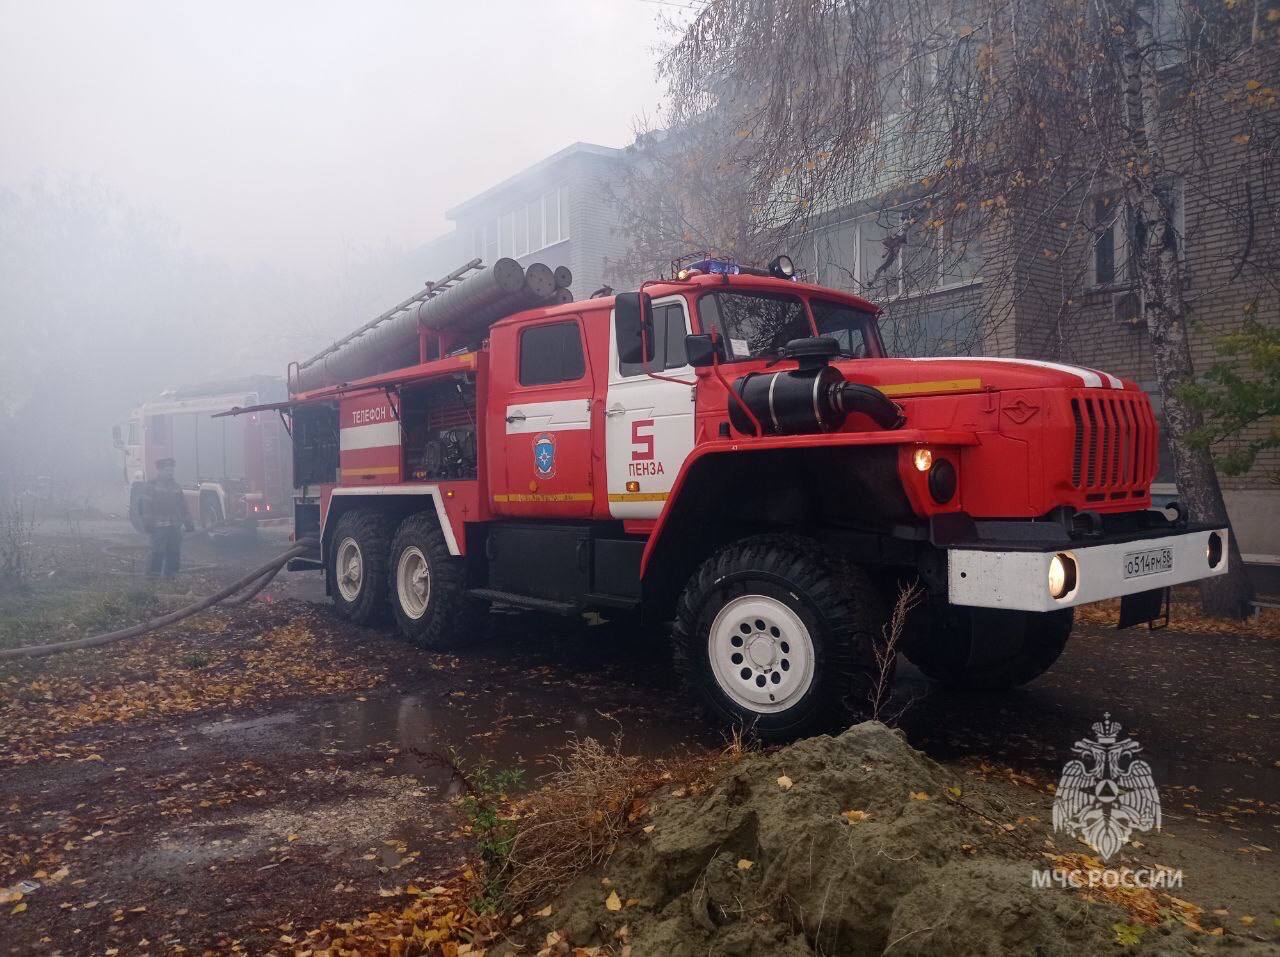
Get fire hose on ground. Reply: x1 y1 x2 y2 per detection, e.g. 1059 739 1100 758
0 538 319 662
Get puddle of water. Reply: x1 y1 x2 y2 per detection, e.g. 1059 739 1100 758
198 712 301 737
309 687 702 791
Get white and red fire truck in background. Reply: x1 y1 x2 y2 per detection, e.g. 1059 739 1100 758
115 375 292 534
223 255 1231 740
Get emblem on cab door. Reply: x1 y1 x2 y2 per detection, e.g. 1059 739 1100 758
533 433 557 479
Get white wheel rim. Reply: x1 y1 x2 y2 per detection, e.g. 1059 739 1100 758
396 546 431 620
708 594 815 713
335 537 363 602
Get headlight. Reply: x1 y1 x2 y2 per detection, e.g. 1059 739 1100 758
912 448 933 472
1048 552 1077 599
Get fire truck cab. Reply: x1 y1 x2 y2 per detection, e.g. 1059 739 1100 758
241 257 1230 740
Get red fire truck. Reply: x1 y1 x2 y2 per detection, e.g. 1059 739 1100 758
115 376 292 534
226 256 1229 739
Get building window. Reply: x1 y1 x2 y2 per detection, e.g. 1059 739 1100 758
528 200 543 252
499 212 515 259
816 209 983 301
544 188 562 246
514 206 528 257
519 321 585 386
476 185 570 265
857 216 894 298
484 223 498 263
1091 183 1183 287
881 48 936 117
1094 197 1121 286
809 219 860 290
940 212 983 287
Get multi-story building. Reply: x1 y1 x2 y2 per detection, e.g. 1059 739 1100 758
413 142 628 300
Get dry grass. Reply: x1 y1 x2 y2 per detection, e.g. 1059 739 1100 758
870 581 922 723
503 732 749 912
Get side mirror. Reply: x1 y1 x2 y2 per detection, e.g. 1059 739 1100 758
615 292 655 366
112 425 124 449
684 333 722 368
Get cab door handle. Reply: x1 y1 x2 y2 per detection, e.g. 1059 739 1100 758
505 412 526 424
604 405 626 417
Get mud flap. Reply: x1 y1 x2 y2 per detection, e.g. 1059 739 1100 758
1117 587 1169 630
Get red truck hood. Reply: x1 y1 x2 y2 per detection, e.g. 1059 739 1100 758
843 356 1134 396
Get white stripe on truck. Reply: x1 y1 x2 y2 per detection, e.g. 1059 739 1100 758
908 357 1122 389
339 421 402 451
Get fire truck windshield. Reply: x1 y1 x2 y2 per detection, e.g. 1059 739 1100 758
810 299 880 358
698 291 811 359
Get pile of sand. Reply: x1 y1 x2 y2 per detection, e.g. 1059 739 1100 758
506 723 1227 956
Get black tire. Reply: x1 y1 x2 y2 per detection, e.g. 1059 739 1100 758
902 603 1073 690
387 512 486 650
672 534 890 742
327 509 392 625
200 494 223 531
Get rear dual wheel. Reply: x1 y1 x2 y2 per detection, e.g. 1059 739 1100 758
328 510 393 624
329 509 485 648
388 512 485 650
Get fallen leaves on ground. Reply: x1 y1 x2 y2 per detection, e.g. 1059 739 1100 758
0 609 379 766
1045 852 1205 931
277 875 487 956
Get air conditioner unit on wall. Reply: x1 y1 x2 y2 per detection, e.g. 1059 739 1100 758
1113 288 1144 328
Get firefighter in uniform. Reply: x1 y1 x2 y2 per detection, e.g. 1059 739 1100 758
143 458 194 578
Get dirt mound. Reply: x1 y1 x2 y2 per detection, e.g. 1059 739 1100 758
508 723 1231 956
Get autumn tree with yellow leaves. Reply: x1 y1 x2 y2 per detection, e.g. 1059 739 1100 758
634 0 1278 617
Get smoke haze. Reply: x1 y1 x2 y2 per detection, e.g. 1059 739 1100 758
0 0 672 496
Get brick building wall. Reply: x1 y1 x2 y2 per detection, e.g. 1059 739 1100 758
998 49 1280 557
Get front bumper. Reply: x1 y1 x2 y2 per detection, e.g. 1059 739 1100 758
947 526 1229 612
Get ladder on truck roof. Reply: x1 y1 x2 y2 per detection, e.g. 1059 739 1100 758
291 257 484 389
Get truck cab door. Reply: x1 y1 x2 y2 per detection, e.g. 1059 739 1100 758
605 296 696 519
494 316 595 517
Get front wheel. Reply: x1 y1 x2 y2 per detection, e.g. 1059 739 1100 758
902 603 1073 690
388 512 486 650
200 494 223 531
672 535 889 742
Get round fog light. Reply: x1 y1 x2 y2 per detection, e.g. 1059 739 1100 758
913 448 933 472
1048 553 1077 599
1207 531 1223 568
927 458 957 504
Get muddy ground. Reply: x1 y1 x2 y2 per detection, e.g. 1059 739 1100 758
1 519 1277 954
